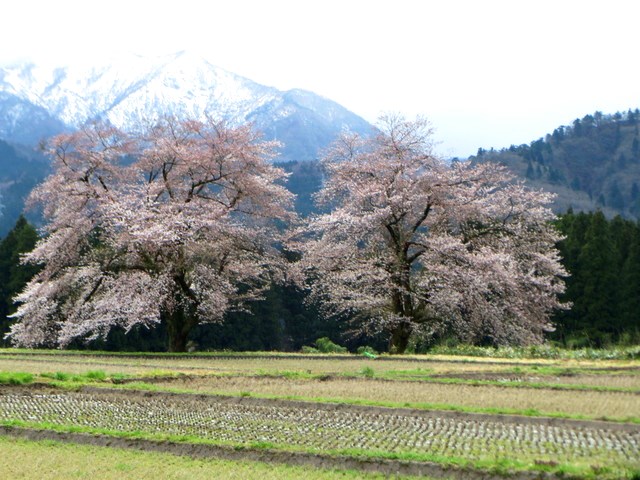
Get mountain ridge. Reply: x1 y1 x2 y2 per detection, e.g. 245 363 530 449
0 51 372 160
0 52 374 236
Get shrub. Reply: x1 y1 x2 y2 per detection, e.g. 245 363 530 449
356 346 378 356
314 337 347 353
360 366 375 378
85 370 107 381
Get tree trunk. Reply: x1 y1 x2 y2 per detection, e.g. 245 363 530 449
389 259 414 354
164 307 196 353
389 322 412 354
168 326 189 353
165 273 199 352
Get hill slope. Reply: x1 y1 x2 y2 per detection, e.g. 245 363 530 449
0 139 48 237
473 109 640 218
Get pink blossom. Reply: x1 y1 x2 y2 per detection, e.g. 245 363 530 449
290 115 567 353
8 117 295 351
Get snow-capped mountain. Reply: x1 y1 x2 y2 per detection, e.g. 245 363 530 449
0 51 372 161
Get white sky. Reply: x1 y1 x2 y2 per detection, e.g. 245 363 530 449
1 0 639 158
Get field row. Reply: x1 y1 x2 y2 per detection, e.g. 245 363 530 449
0 387 637 475
0 435 424 480
2 351 638 376
2 351 639 424
150 374 640 421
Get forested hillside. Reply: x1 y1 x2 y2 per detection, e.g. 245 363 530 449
0 140 48 237
474 109 640 218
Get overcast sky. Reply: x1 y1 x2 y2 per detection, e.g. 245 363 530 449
2 0 638 157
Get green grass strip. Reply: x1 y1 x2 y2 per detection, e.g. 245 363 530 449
428 344 640 361
0 371 34 385
0 436 421 480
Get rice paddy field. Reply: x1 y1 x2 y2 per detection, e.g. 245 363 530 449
0 349 638 479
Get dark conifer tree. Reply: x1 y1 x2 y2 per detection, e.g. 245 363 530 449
620 227 640 340
0 216 39 343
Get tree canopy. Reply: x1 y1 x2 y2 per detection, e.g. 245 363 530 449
290 115 568 353
7 117 295 351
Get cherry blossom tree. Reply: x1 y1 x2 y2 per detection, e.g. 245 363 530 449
8 117 294 351
290 115 567 353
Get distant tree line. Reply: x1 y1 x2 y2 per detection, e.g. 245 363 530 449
0 216 39 344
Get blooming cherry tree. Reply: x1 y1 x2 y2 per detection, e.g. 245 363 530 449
8 117 294 351
291 115 567 353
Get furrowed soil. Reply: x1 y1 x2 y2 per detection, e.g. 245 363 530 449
0 384 638 479
427 372 640 389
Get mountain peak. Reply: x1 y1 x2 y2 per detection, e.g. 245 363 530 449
0 54 372 161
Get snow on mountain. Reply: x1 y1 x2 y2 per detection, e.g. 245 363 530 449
0 52 372 161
